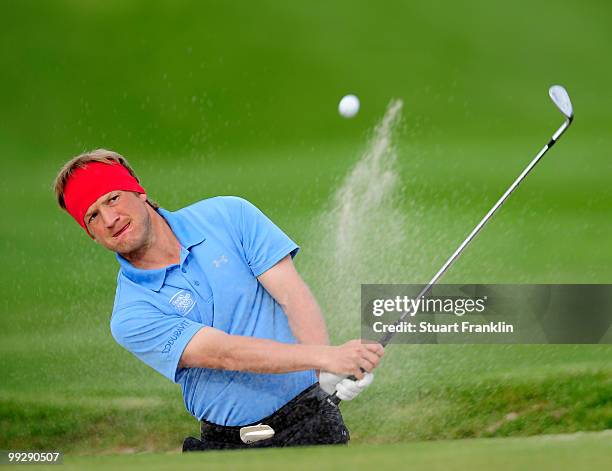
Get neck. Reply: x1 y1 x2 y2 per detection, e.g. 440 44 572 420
121 207 181 270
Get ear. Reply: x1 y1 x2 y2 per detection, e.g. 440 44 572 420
138 193 148 202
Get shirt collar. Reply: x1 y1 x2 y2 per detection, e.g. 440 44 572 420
115 207 206 291
158 207 206 250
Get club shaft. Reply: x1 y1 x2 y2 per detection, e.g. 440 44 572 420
327 117 572 405
377 142 550 344
380 118 571 346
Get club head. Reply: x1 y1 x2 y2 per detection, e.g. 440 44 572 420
549 85 573 120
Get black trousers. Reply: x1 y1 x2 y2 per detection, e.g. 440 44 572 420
182 383 349 451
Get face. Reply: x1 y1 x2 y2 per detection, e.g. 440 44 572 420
84 190 152 254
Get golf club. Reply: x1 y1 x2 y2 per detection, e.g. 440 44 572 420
327 85 574 406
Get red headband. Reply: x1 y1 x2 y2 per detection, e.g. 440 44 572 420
63 161 146 236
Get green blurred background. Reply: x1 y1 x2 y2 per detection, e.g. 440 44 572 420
1 0 610 454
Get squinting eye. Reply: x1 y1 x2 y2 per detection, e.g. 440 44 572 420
88 213 97 223
110 195 120 202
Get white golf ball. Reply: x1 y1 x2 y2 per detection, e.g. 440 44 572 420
338 94 360 118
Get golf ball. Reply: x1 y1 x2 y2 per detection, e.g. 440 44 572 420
338 94 360 118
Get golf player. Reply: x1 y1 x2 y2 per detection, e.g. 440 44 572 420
53 149 384 451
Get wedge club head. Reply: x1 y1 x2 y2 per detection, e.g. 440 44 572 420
549 85 573 121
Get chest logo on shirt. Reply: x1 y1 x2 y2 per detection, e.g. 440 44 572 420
212 255 228 268
169 290 196 316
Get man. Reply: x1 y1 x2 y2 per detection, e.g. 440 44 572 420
53 149 384 450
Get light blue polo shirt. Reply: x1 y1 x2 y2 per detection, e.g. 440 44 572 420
110 196 317 426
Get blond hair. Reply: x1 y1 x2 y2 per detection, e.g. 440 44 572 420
53 149 158 210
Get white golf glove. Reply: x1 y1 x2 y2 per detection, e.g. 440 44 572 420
319 372 374 401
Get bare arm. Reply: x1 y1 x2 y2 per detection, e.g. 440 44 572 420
180 326 325 372
257 255 329 346
180 327 383 378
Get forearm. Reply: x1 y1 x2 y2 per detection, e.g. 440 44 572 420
224 334 326 373
180 327 329 373
181 326 384 379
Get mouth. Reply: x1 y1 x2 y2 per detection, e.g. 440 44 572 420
113 222 131 238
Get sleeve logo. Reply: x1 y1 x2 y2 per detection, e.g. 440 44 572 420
161 319 191 354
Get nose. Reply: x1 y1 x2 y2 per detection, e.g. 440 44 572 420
100 207 120 229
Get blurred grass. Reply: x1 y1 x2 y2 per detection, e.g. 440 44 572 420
2 346 611 451
1 0 611 454
25 431 612 470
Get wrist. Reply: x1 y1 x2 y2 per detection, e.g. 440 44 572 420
312 345 333 372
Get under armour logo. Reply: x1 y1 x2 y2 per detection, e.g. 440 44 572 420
212 255 228 268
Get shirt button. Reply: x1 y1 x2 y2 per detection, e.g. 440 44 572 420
181 267 187 273
194 280 200 286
